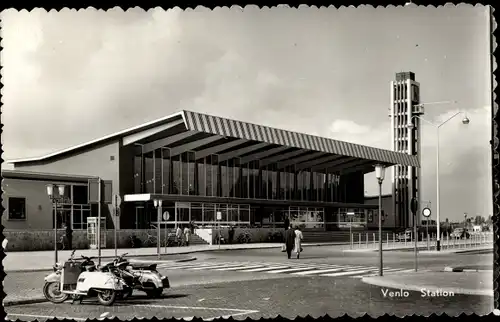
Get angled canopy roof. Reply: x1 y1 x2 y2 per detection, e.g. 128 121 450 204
9 110 420 173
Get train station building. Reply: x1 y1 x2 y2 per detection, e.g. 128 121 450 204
4 110 419 232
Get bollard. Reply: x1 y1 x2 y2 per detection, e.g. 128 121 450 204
446 233 449 250
366 233 368 248
359 233 361 248
393 233 395 248
386 233 389 247
373 233 376 247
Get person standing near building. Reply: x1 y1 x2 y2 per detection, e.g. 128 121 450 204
283 225 296 259
281 214 290 251
293 226 303 259
176 226 183 246
228 225 235 244
183 225 191 247
65 223 73 250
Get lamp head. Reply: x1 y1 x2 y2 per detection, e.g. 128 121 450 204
46 184 54 197
374 164 386 181
57 185 66 197
407 122 415 130
154 199 158 207
462 117 470 125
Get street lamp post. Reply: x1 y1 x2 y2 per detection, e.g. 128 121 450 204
46 184 67 266
375 164 386 277
153 199 163 260
407 111 470 251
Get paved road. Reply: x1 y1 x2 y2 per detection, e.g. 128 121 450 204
5 246 493 320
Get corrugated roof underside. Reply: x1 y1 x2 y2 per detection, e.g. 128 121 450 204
183 110 419 167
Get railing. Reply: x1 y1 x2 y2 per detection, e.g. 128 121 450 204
348 231 494 250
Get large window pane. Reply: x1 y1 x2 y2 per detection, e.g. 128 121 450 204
177 207 190 224
279 171 286 200
203 204 215 223
248 161 256 199
134 152 143 194
197 160 206 196
191 207 202 223
271 170 278 200
161 148 171 194
242 164 249 198
239 206 250 222
180 152 189 195
73 185 88 205
153 149 162 194
221 161 229 197
233 158 241 198
206 156 213 197
311 171 318 202
261 169 268 200
304 171 311 201
186 152 195 195
144 151 154 193
228 206 238 224
171 155 181 194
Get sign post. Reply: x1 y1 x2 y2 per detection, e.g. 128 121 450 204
112 194 122 258
216 211 222 249
422 207 432 251
410 197 419 272
163 211 170 255
347 212 355 249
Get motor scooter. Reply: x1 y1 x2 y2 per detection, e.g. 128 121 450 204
100 253 169 298
43 250 127 306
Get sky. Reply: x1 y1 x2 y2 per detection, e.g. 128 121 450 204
0 5 493 222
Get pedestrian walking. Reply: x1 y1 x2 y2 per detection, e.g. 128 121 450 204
228 225 235 244
65 223 73 250
283 225 296 259
183 226 191 247
293 226 303 259
176 226 183 246
282 215 290 252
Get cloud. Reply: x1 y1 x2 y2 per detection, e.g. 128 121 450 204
328 120 371 135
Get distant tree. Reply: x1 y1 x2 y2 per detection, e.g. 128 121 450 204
473 215 486 226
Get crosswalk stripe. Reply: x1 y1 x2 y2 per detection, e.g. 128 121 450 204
187 263 246 270
321 268 376 277
213 265 266 271
240 265 290 272
292 267 347 275
267 267 320 274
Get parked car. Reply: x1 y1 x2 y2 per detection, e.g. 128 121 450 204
396 228 427 242
450 228 470 239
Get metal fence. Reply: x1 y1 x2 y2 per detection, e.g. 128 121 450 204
349 231 494 250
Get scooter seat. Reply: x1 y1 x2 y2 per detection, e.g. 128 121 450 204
132 263 157 271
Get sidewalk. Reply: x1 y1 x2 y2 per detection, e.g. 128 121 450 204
4 242 347 272
344 244 492 254
362 270 493 297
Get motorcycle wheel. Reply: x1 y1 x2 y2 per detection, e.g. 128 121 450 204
97 290 117 306
43 282 69 304
146 288 163 298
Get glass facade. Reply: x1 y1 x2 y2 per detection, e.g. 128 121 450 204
51 184 95 230
133 146 347 203
331 208 368 228
149 202 251 228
